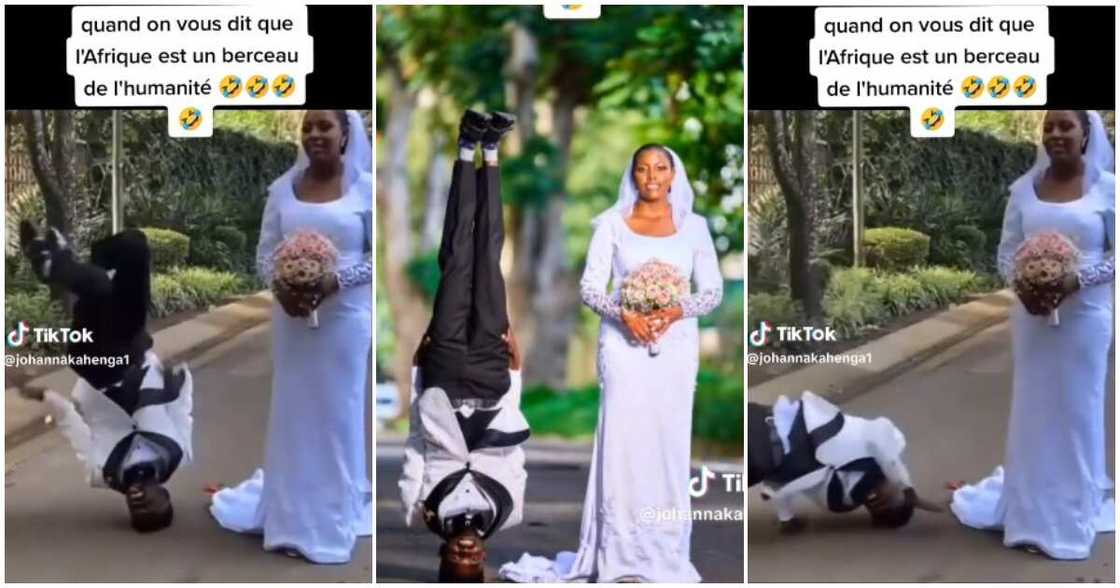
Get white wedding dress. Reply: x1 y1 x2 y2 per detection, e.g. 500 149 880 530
501 207 723 582
951 138 1116 559
210 112 374 564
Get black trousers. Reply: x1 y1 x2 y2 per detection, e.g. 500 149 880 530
419 160 511 402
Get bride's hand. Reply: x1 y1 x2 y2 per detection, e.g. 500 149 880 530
273 280 313 317
308 273 340 309
648 305 684 339
621 309 654 345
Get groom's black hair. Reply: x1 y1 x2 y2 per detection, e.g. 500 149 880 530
630 144 675 185
868 488 917 529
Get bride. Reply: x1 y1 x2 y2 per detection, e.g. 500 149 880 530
209 110 373 563
501 145 723 582
950 110 1115 560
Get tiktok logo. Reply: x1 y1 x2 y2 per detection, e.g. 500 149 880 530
748 321 772 348
689 465 718 498
7 321 30 348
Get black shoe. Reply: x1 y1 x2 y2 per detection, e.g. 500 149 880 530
458 110 489 148
481 111 516 148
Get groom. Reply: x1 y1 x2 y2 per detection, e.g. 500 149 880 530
749 390 942 533
400 110 530 582
18 222 193 533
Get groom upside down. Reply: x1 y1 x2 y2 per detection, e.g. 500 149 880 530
399 110 531 582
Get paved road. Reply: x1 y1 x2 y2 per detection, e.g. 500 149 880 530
376 439 745 582
748 321 1115 583
5 323 373 582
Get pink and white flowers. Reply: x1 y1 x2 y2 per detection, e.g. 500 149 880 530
620 259 689 354
1013 231 1080 326
273 230 339 328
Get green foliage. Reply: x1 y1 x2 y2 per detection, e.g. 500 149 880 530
5 288 67 355
503 137 563 209
824 267 889 338
188 239 235 272
932 224 988 272
405 248 441 302
520 367 742 445
5 255 42 295
863 227 930 271
140 227 190 270
807 111 1038 275
693 369 744 444
823 266 988 339
747 292 803 329
151 274 193 318
521 383 601 439
165 267 247 308
876 272 934 316
910 266 983 306
212 225 248 253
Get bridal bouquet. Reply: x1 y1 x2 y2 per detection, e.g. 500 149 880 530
620 259 689 356
273 230 339 329
1013 231 1080 327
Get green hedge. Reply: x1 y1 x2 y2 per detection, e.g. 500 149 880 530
166 267 247 307
4 290 67 355
141 228 190 270
863 227 930 271
911 266 984 306
747 292 803 330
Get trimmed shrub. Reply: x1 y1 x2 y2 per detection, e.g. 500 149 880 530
212 225 248 253
824 267 888 338
864 227 930 271
189 239 236 272
747 292 802 330
141 228 190 270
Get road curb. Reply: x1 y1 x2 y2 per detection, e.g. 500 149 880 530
5 291 274 450
748 289 1014 407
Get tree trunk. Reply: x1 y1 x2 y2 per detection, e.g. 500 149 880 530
20 110 78 308
523 86 579 388
762 110 823 320
421 132 450 251
20 110 73 239
378 67 430 413
505 20 541 377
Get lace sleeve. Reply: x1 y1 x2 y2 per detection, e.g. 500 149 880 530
337 209 373 289
995 193 1024 285
255 193 283 283
680 217 723 319
1079 208 1115 287
336 261 373 289
579 218 621 320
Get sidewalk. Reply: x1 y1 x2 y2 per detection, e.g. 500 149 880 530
5 292 274 449
749 289 1014 406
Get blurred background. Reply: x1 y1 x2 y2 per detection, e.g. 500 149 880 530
748 109 1116 381
375 5 744 456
